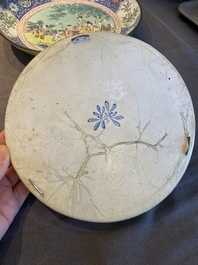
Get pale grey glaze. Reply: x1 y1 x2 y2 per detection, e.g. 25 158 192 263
5 33 195 222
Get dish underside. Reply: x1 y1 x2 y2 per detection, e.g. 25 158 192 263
5 32 195 222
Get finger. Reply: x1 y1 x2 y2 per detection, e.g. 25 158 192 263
0 216 10 241
13 181 30 209
0 181 30 240
0 145 10 180
5 166 20 188
0 131 5 145
0 131 12 168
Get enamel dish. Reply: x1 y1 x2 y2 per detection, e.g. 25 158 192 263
0 0 141 55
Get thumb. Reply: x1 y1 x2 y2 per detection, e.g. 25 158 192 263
0 145 10 180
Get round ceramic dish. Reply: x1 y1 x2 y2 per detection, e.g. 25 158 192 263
0 0 141 55
5 32 195 222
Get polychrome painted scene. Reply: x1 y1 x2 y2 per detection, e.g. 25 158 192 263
24 4 117 49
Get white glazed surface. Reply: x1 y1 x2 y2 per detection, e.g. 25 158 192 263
5 32 195 222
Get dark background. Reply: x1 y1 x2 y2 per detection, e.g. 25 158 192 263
0 0 198 264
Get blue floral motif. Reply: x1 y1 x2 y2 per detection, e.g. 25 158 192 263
88 101 124 131
9 3 19 13
94 0 125 13
1 0 51 20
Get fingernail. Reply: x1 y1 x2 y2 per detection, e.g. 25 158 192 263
0 145 9 162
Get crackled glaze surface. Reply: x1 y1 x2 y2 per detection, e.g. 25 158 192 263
0 0 141 53
5 33 195 222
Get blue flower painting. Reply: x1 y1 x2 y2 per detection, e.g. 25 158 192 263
88 101 124 131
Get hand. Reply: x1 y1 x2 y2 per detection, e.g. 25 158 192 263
0 131 29 240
